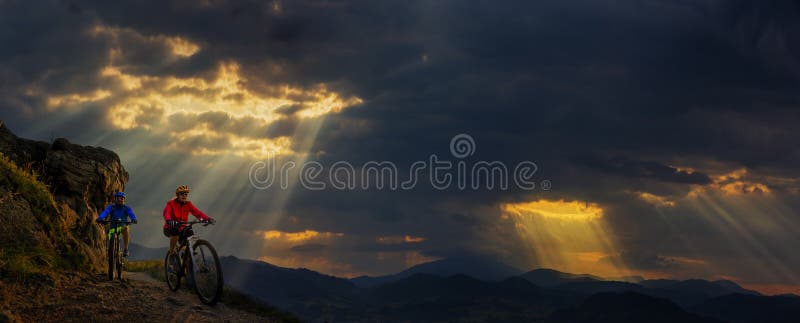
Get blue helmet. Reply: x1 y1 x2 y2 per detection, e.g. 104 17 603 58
114 192 126 198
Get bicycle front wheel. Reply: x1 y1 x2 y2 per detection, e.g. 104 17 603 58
107 235 116 281
190 240 223 305
116 246 124 280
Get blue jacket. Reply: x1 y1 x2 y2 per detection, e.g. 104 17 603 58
97 204 137 222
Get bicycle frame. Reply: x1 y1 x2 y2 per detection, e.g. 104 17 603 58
186 235 205 271
102 219 132 280
165 220 223 305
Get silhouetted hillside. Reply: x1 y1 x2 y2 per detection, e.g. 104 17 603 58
220 256 359 317
519 268 603 287
363 274 574 322
638 278 761 307
692 293 800 323
545 292 722 323
206 256 799 322
351 256 522 288
555 280 644 295
128 242 168 261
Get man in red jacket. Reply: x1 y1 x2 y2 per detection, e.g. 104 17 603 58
163 185 215 254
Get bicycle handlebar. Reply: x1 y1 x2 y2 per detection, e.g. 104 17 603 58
174 220 215 226
100 219 135 224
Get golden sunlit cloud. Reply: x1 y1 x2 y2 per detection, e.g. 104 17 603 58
633 191 676 207
713 168 771 194
501 199 603 221
98 61 361 157
376 235 426 244
40 24 364 159
100 61 360 122
261 229 344 242
165 37 200 57
688 168 771 198
501 199 634 278
101 66 156 91
46 90 111 111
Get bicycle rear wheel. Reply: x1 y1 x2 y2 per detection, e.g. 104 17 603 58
190 240 223 305
107 235 116 280
164 251 181 291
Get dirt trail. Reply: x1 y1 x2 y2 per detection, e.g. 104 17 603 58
0 272 278 323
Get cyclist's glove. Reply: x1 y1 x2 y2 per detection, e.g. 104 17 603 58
131 219 138 224
206 217 216 224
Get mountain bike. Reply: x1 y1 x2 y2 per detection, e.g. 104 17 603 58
102 219 134 280
164 220 223 305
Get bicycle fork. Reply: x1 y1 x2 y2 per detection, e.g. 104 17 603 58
185 236 207 272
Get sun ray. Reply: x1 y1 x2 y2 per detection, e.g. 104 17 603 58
501 199 633 278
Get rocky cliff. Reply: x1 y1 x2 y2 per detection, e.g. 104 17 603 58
0 120 128 276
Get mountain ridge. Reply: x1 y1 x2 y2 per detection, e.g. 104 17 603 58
351 256 524 288
219 255 796 322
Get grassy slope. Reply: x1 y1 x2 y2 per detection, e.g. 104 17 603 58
0 152 68 280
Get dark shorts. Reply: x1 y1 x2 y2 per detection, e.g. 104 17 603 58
163 226 193 238
163 227 180 237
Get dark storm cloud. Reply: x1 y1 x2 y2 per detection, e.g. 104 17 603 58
711 0 800 78
265 0 800 277
1 0 799 283
583 156 711 184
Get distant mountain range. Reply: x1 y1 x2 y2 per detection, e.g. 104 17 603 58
220 256 358 313
213 256 799 322
351 256 524 288
691 293 800 323
518 268 604 287
127 247 796 322
545 292 724 323
128 242 168 261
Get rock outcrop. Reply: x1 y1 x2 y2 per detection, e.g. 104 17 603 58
0 120 128 272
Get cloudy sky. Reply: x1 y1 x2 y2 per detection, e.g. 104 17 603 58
2 0 799 294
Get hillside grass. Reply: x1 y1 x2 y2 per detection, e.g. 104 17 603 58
127 260 301 322
0 153 67 281
0 246 60 281
0 153 57 227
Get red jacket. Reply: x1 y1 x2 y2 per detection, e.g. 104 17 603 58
163 198 210 229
